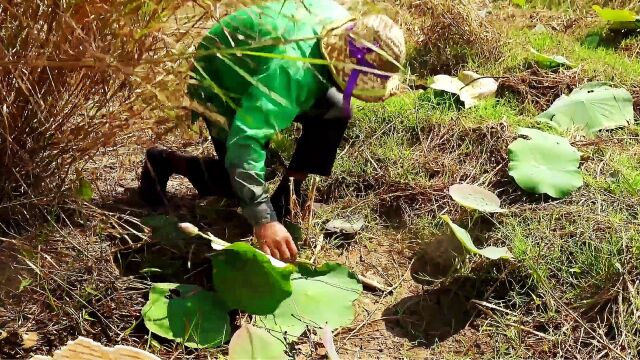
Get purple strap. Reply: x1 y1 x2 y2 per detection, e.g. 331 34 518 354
342 32 391 118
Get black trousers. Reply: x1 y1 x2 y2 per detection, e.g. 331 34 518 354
205 87 350 220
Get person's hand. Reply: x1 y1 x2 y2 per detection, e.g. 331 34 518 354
254 221 298 263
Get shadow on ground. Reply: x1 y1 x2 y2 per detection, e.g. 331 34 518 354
383 285 476 347
96 191 252 349
104 190 252 287
383 229 517 347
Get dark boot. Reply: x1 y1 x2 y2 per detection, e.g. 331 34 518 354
185 157 234 198
138 146 173 207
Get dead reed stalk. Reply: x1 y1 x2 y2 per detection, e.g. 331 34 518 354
0 0 216 228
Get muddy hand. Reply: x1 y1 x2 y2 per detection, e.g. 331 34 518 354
254 221 298 263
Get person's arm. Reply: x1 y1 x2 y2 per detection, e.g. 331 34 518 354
225 59 322 261
226 63 299 225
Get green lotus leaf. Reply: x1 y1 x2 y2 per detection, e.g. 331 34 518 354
592 6 640 30
75 177 93 201
228 324 287 360
593 5 637 22
508 128 583 198
141 215 190 247
257 262 362 341
529 48 574 69
211 242 296 315
441 215 513 260
448 184 505 213
141 283 230 348
536 82 634 137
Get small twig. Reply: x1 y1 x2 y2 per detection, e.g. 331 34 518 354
311 233 325 266
472 299 554 341
383 259 413 296
463 262 518 339
470 299 517 316
459 75 509 91
357 275 390 293
506 321 555 341
342 304 380 343
305 176 318 250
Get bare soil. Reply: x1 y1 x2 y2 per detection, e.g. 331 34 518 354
1 132 519 359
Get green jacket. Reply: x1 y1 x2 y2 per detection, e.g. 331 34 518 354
188 0 350 226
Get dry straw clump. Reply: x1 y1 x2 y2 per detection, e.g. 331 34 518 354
0 0 209 227
497 68 586 111
1 0 146 224
405 0 502 76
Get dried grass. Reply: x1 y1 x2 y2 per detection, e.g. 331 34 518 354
323 121 515 222
497 68 586 112
531 0 640 12
0 220 149 359
498 68 640 117
404 0 502 76
0 1 151 227
0 2 255 357
0 0 231 229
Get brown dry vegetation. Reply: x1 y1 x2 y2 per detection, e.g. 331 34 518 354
3 0 640 359
0 0 155 228
406 0 502 76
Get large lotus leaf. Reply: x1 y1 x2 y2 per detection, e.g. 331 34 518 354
457 71 498 108
430 74 465 94
593 6 640 29
536 82 634 137
211 242 295 315
228 324 287 360
141 283 230 348
593 5 638 21
448 184 505 213
257 263 362 341
508 128 583 198
441 215 513 260
430 71 497 108
529 48 574 69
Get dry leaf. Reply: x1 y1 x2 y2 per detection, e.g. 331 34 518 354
29 336 160 360
430 71 498 108
22 331 38 349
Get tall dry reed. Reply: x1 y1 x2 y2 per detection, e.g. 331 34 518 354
0 0 224 227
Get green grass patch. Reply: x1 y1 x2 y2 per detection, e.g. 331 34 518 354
511 29 640 84
495 205 636 301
